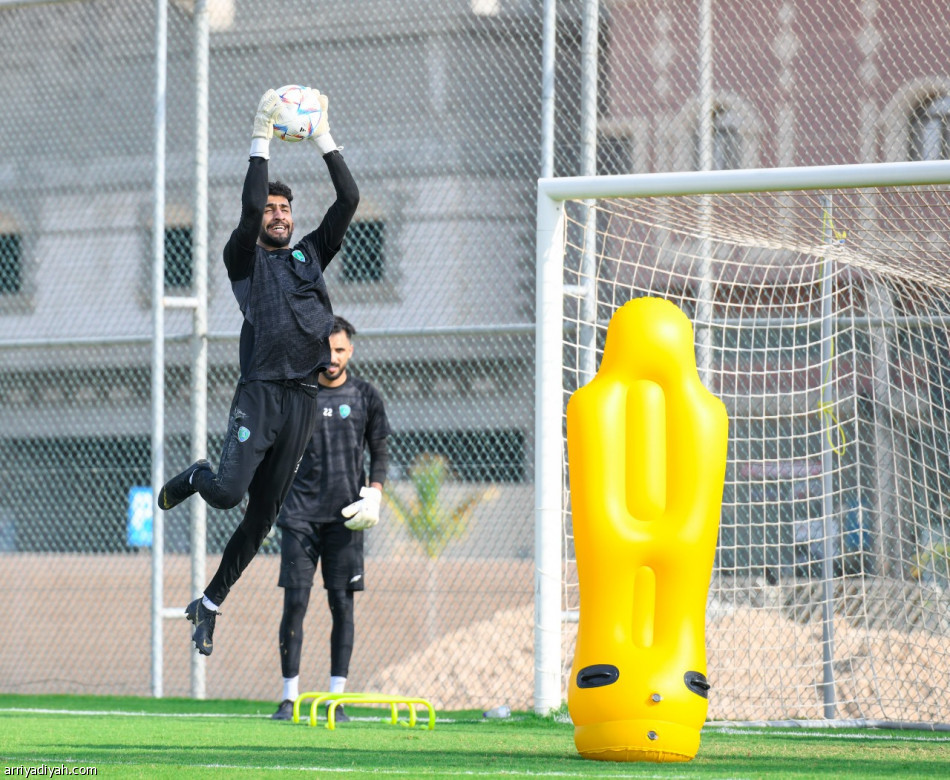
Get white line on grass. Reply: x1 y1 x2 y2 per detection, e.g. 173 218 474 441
0 755 710 779
712 727 950 743
8 708 948 742
1 707 257 718
176 766 705 778
0 707 458 723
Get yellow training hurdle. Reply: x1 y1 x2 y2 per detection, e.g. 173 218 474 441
292 691 437 730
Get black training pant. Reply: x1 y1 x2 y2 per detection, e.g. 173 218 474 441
277 525 363 679
195 379 318 606
279 586 354 679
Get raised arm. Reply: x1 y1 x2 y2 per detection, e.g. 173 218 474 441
222 156 269 281
295 150 360 271
223 89 282 281
295 91 360 270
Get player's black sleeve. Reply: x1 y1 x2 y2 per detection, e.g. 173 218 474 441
367 437 389 486
223 156 269 282
364 380 391 485
295 150 360 271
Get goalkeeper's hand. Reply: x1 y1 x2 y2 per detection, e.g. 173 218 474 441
342 486 381 530
251 88 281 141
307 90 339 155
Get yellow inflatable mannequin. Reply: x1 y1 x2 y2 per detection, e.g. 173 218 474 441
566 296 728 762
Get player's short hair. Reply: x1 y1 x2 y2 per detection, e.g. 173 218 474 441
331 315 357 340
268 180 293 204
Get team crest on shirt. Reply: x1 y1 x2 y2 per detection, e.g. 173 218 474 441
292 250 306 263
339 404 351 419
238 426 250 442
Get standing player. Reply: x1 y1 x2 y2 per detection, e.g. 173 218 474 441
157 88 360 657
271 316 391 722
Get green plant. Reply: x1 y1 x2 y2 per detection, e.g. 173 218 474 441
383 453 481 559
911 542 950 586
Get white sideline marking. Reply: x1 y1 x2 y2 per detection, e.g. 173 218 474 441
8 709 944 743
711 727 950 743
0 707 457 723
153 767 698 778
1 707 257 718
6 709 945 778
0 755 702 778
0 710 713 777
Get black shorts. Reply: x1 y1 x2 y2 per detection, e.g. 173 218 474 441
278 523 365 591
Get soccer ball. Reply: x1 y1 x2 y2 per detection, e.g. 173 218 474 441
273 85 323 142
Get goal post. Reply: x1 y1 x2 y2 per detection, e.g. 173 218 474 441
534 160 950 725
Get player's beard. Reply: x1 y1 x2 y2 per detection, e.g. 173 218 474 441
323 358 350 383
260 222 293 248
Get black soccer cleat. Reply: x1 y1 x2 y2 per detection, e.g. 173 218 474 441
272 699 294 721
326 703 350 723
158 460 211 511
185 598 218 656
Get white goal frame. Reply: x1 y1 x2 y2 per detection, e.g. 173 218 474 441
533 159 950 717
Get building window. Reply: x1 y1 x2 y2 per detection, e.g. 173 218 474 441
909 95 950 161
695 105 743 170
390 428 525 482
164 225 193 289
341 221 385 283
597 133 634 176
0 232 22 295
713 106 743 170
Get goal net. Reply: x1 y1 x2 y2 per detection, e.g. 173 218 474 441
534 162 950 727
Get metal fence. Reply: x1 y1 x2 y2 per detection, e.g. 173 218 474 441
0 0 546 710
2 0 950 717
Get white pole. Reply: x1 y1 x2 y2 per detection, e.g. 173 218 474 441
540 0 556 179
537 159 950 201
578 0 599 384
534 188 566 715
535 0 560 716
190 0 210 700
698 0 714 175
696 0 714 384
579 0 598 179
818 195 837 719
150 0 167 699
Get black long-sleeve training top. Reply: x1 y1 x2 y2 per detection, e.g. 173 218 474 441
223 152 360 384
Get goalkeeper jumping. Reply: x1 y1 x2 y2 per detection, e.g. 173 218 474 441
157 87 360 657
271 315 391 722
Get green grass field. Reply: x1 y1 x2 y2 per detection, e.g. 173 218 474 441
1 694 947 779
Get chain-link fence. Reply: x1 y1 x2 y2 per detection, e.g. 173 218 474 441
0 0 546 709
2 0 950 718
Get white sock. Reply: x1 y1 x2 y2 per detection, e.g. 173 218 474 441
329 676 346 694
282 676 299 702
201 596 219 612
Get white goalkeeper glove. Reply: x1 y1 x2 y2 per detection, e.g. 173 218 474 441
249 88 281 159
342 486 381 530
306 90 339 155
